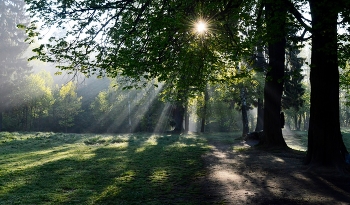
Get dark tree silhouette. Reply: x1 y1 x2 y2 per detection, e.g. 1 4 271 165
306 0 349 168
260 0 288 148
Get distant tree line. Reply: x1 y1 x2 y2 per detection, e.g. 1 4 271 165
1 71 253 133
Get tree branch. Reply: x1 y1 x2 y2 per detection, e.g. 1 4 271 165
285 0 312 32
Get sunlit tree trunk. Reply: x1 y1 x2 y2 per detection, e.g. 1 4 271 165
306 0 348 167
297 113 302 131
304 112 309 131
260 0 288 148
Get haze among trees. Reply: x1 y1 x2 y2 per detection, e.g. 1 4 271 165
1 0 350 175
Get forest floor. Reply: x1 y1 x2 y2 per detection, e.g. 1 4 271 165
200 132 350 205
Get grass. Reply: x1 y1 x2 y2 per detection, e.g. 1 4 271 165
0 132 210 205
285 129 350 151
2 130 350 204
341 128 350 149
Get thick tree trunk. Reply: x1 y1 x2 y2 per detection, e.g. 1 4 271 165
173 103 185 133
260 0 287 148
306 0 348 167
240 87 249 136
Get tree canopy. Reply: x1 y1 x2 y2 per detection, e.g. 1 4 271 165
25 0 256 92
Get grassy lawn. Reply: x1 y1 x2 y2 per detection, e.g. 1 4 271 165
0 132 210 205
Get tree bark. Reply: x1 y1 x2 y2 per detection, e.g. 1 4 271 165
306 0 348 167
240 87 249 136
297 113 301 131
184 105 189 133
200 87 208 133
173 102 185 133
304 112 309 131
260 0 288 148
255 98 264 132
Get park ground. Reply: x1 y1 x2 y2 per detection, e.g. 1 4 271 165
201 130 350 204
1 131 350 204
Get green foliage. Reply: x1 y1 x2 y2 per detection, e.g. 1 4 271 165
188 85 243 132
55 82 82 132
23 0 263 96
0 132 209 204
282 47 305 111
4 71 55 131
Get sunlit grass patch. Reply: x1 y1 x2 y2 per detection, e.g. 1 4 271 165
149 168 169 183
233 146 249 152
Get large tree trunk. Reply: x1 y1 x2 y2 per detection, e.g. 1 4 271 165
306 0 348 167
260 0 288 148
173 103 185 133
240 87 249 136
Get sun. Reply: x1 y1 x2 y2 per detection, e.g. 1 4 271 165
194 19 208 35
195 20 207 33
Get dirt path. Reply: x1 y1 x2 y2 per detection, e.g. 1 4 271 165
201 137 350 204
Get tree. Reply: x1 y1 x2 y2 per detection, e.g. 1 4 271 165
0 0 31 130
3 70 54 131
282 46 305 130
24 0 249 135
259 0 288 148
55 82 82 132
252 46 267 132
306 0 349 168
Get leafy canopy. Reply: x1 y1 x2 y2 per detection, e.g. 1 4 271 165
24 0 259 93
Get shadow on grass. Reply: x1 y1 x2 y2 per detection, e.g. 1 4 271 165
0 132 84 155
0 133 209 205
202 133 350 205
